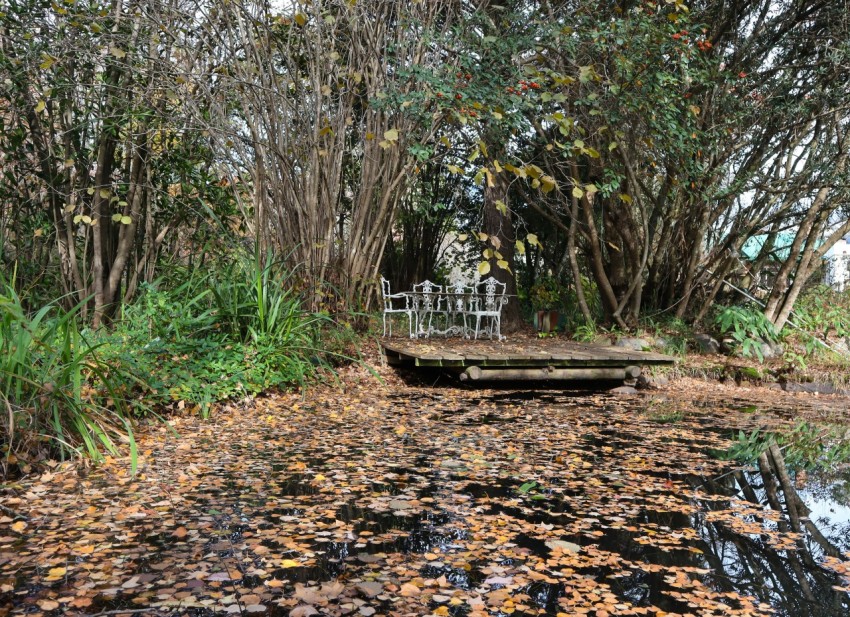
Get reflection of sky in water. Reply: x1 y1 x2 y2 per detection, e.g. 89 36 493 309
795 470 850 553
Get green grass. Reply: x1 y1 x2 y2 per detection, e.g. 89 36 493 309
0 281 135 470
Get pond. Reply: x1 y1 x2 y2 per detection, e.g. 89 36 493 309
0 382 848 616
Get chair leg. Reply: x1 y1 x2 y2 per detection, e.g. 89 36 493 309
383 313 388 337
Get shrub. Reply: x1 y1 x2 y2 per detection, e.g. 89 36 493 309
0 283 134 469
105 249 328 412
712 304 778 361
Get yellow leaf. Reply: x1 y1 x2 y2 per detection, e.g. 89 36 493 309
34 100 46 113
365 132 375 140
109 46 126 59
11 521 27 533
515 240 526 255
585 183 598 195
314 474 326 481
477 232 488 241
280 559 300 568
493 160 503 173
383 128 399 141
497 259 511 272
492 110 503 120
379 140 392 149
39 55 55 70
33 228 43 238
483 248 494 260
540 176 557 193
478 140 488 158
478 261 491 275
47 567 67 577
457 233 468 242
619 193 633 204
440 136 451 148
467 147 480 162
572 186 584 199
320 85 331 96
447 164 463 175
120 215 132 225
525 164 544 179
495 200 508 216
294 12 307 26
526 233 540 247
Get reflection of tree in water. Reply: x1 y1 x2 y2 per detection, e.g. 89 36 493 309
696 444 850 616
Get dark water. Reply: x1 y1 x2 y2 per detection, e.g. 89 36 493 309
1 389 848 616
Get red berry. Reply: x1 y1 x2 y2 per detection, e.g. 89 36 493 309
465 73 471 79
437 92 443 97
738 71 747 78
456 93 462 99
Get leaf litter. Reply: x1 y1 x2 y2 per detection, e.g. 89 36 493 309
0 377 849 616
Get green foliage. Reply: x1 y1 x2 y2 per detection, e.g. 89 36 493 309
791 285 850 342
719 422 850 472
107 250 327 411
0 280 133 466
712 305 778 362
571 321 598 343
529 276 567 311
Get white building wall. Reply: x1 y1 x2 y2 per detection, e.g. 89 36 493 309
825 237 850 291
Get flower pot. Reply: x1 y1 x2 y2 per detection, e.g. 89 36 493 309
536 310 559 333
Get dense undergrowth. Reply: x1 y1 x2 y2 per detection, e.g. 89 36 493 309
0 251 351 474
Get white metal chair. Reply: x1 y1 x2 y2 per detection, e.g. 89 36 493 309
411 279 442 338
443 279 475 337
380 277 413 338
470 277 508 340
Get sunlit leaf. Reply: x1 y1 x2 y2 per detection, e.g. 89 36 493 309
478 261 491 275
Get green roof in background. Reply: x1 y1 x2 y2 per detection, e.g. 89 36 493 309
740 231 824 261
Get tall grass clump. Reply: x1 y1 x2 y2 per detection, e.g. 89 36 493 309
0 282 132 469
108 248 329 414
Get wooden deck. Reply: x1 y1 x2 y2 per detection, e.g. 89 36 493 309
381 335 675 383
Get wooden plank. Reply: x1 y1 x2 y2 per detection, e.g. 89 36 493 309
378 339 676 372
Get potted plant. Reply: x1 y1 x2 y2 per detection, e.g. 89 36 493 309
529 275 565 333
